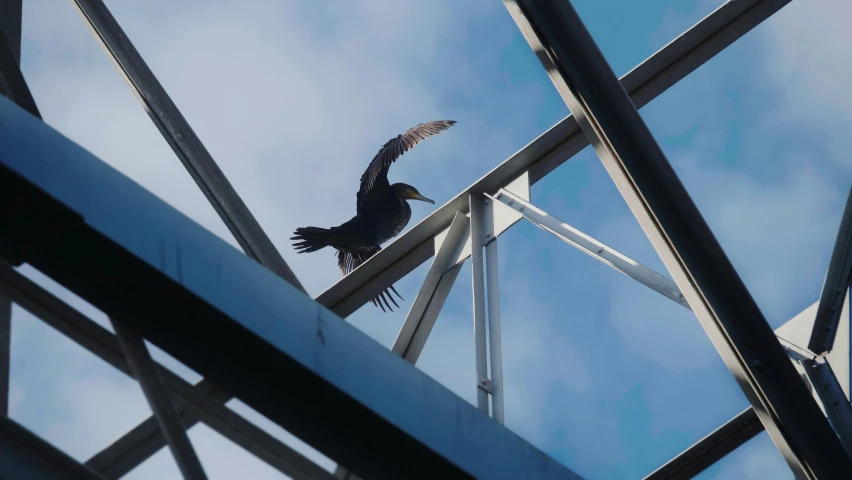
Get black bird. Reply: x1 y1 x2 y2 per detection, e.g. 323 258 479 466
291 120 457 312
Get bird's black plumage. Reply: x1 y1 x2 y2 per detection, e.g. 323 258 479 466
291 120 457 312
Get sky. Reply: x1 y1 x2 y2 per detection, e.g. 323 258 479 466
8 0 852 478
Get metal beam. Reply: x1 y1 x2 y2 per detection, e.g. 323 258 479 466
470 194 490 415
314 0 793 318
67 0 311 471
110 320 208 480
0 416 107 480
392 212 470 363
801 358 852 459
809 186 852 354
643 408 762 480
505 0 852 478
0 95 583 479
407 263 464 364
0 0 21 64
646 301 852 479
69 0 304 293
0 263 335 480
0 3 39 119
483 219 505 424
489 189 690 309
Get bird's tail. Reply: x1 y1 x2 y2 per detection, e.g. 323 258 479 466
291 226 338 254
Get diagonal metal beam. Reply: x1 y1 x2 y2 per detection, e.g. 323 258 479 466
489 188 690 309
0 263 335 480
0 2 39 119
505 0 852 477
646 303 852 479
67 0 312 472
0 100 585 479
801 358 852 459
110 319 208 480
643 408 762 480
392 212 470 363
809 186 852 354
333 214 472 480
0 416 108 480
84 379 225 479
69 0 304 293
314 0 794 318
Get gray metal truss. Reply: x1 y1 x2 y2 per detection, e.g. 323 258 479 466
0 86 585 479
0 262 337 480
313 0 796 319
2 0 847 478
505 0 850 478
809 186 852 354
492 184 852 479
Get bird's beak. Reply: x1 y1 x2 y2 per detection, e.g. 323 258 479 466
412 192 435 204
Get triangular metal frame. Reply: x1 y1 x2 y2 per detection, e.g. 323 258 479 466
2 0 848 478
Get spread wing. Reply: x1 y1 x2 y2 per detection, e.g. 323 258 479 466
356 120 457 214
337 247 404 312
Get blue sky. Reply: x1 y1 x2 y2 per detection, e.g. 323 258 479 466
10 0 852 478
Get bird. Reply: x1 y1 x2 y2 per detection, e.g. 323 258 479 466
291 120 457 312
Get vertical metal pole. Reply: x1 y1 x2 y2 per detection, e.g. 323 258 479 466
0 290 10 417
111 320 208 480
484 237 505 424
470 194 490 414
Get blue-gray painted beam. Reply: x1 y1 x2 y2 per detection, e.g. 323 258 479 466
314 0 793 318
0 416 107 480
809 186 852 354
0 289 9 417
0 95 582 480
68 0 309 472
0 0 21 64
504 0 851 478
0 262 335 480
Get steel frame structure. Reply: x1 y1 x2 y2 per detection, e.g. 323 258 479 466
0 0 849 479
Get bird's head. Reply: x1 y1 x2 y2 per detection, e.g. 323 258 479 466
391 183 435 205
